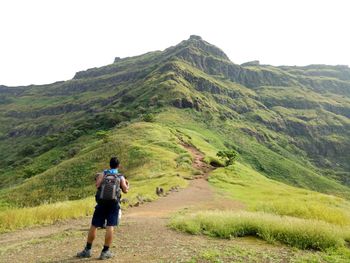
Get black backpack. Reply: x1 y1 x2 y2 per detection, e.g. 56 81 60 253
96 173 122 203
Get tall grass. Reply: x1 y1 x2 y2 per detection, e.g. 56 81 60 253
170 210 350 250
0 170 188 233
209 164 350 226
0 198 94 233
254 200 350 226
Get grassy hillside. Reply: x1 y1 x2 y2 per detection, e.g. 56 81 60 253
0 121 192 207
0 35 349 242
1 110 350 228
1 108 350 261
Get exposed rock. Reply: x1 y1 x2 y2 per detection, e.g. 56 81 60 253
156 187 164 196
172 98 195 109
189 35 202 40
114 57 121 63
136 195 145 204
240 127 268 143
120 198 129 204
241 60 260 66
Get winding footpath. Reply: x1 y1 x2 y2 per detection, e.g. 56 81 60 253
0 145 296 263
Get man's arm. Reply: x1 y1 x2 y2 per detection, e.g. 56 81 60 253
95 173 103 188
120 177 129 193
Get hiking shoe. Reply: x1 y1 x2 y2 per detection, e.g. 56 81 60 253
76 248 91 258
99 250 113 260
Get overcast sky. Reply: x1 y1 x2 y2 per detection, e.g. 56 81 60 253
0 0 349 86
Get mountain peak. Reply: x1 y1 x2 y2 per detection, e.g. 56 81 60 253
189 35 203 41
168 35 230 62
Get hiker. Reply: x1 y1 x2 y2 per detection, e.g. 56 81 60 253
77 157 129 260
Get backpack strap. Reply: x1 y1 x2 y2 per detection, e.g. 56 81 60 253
116 173 125 179
104 173 117 178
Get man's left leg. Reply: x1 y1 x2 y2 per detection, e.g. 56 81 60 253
87 225 98 244
77 203 104 258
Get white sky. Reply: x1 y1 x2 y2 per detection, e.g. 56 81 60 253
0 0 349 86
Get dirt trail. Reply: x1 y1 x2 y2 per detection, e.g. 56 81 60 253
0 145 277 263
126 144 242 219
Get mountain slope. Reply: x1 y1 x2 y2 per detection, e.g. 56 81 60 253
0 35 349 207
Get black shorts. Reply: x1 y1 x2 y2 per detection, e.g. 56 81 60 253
91 202 120 227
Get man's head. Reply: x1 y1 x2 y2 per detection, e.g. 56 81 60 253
110 157 120 169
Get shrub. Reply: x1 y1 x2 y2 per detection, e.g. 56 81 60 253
216 150 238 166
23 167 36 178
67 146 80 158
175 153 193 168
96 130 109 142
143 113 155 122
20 145 35 156
22 157 33 165
138 106 147 114
72 129 83 138
121 94 135 103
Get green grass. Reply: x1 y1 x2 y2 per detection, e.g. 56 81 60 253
209 163 350 225
0 169 188 233
158 109 350 198
170 210 350 250
157 110 350 226
0 121 191 231
0 121 190 207
1 109 349 236
0 37 350 247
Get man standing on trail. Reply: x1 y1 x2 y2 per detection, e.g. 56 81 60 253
77 157 129 260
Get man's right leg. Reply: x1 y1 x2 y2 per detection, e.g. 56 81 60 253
77 225 97 258
87 225 97 243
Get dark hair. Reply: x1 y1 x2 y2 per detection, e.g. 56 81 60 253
110 157 120 169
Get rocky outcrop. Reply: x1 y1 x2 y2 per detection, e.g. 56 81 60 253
241 60 260 66
240 127 268 143
172 97 200 110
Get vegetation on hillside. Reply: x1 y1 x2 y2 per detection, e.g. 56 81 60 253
1 36 349 194
0 36 350 259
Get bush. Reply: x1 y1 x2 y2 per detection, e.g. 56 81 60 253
23 167 36 178
143 113 155 122
96 130 109 142
22 157 33 165
175 153 193 168
72 129 83 138
20 145 36 156
121 94 135 103
216 150 238 166
67 146 80 158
